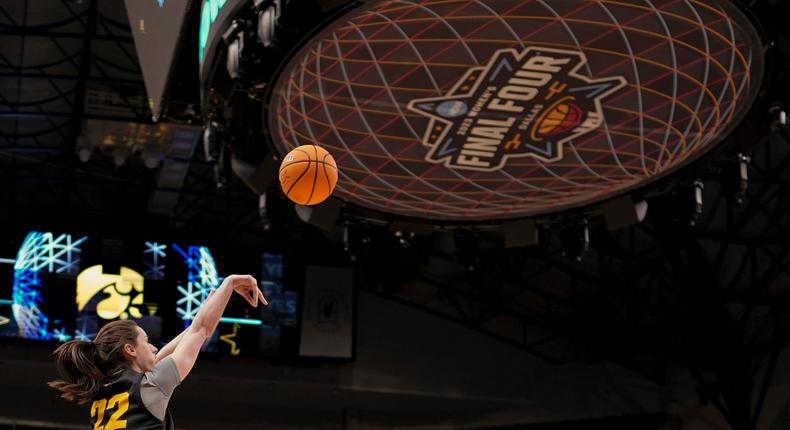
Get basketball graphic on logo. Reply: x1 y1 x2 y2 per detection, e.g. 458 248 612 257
537 103 584 137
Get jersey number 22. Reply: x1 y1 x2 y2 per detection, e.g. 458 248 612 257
90 392 129 430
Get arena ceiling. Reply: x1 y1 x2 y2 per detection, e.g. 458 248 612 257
0 0 261 245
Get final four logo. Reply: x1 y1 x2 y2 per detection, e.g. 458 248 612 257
407 47 627 172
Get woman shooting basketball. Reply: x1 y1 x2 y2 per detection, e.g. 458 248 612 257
49 274 267 429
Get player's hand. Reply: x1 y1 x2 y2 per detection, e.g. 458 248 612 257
226 274 268 307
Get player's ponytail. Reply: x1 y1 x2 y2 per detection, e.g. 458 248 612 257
48 320 139 404
48 340 103 403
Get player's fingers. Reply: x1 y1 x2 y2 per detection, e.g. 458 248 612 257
257 288 268 306
245 275 257 285
244 288 256 307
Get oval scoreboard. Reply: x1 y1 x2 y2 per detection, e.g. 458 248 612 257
268 0 763 221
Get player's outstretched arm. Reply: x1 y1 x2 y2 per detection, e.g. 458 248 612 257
154 289 218 364
169 275 267 381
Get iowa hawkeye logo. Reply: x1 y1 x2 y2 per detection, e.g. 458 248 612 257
408 47 627 171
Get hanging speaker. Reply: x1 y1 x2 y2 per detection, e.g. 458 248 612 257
294 198 343 230
257 6 276 47
602 196 648 230
503 219 538 248
230 155 276 195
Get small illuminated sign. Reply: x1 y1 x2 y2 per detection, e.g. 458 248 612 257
199 0 228 64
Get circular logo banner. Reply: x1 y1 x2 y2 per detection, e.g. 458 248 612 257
269 0 763 221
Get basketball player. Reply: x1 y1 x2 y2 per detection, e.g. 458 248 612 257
49 274 267 429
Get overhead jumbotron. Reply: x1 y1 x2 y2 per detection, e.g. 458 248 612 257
267 0 763 222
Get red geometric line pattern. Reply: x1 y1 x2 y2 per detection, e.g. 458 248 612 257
269 0 762 221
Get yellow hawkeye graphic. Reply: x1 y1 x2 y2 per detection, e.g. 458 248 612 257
76 265 145 320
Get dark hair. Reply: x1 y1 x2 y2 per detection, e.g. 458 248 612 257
48 320 140 404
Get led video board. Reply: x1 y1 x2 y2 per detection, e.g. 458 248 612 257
268 0 763 221
0 232 297 358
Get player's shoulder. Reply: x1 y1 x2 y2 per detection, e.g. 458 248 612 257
143 357 181 392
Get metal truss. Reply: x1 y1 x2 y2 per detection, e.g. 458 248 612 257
0 0 148 231
0 0 270 242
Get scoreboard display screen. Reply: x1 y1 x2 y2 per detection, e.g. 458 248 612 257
268 0 763 221
0 231 298 358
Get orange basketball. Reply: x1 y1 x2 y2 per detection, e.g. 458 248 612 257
279 145 338 206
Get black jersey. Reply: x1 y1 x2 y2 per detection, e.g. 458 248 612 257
89 358 180 430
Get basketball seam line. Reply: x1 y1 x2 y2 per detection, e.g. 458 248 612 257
322 152 334 200
280 160 337 168
285 158 312 197
305 145 319 204
322 152 338 180
281 148 312 167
